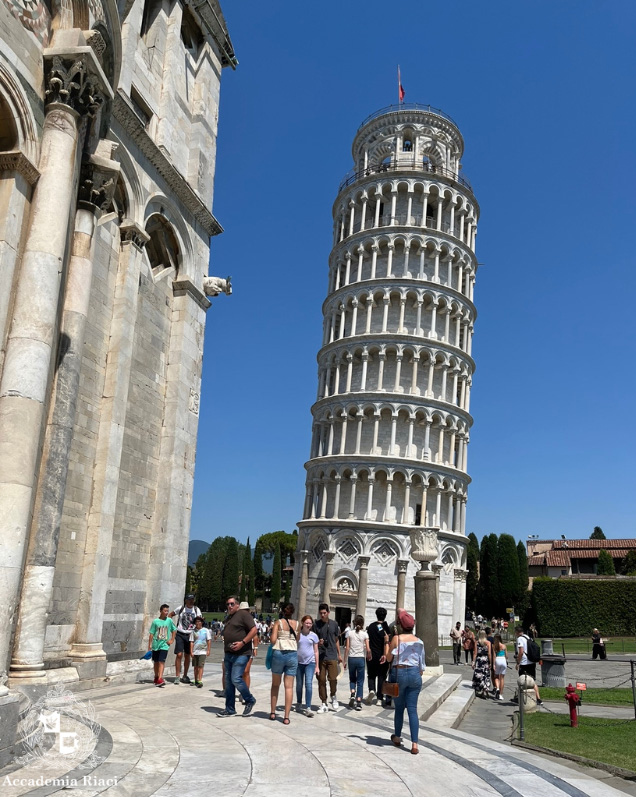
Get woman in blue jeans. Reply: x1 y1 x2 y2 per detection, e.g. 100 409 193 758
344 615 371 710
296 615 320 716
270 602 299 724
383 609 425 755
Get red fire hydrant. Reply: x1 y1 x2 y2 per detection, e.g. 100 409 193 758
564 683 580 727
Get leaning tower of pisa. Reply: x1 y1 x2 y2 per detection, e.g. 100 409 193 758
292 104 479 633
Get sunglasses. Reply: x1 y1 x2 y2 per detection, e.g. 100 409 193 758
226 602 236 607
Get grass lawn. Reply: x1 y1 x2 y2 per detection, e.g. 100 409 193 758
542 637 636 655
540 687 635 707
203 612 226 622
522 713 636 772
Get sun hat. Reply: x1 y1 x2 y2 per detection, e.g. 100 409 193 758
238 601 250 610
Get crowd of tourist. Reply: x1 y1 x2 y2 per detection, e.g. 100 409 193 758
147 596 425 754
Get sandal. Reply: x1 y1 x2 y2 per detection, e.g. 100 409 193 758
269 713 276 721
283 717 290 725
411 745 419 755
390 735 402 747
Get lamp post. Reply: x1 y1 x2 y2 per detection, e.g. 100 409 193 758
409 526 441 670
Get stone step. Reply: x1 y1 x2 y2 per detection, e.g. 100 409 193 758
418 672 463 720
426 679 475 728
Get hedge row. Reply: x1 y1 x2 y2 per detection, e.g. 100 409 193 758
532 578 636 637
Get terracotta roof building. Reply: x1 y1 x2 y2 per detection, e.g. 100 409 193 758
527 538 636 578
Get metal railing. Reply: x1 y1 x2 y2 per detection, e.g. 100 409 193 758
346 214 456 238
338 161 473 194
358 103 459 130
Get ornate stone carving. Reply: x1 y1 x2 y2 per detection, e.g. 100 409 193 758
0 151 39 186
84 29 107 62
338 538 359 562
188 389 200 416
335 577 355 593
397 558 409 574
357 555 370 569
409 527 439 564
120 221 150 250
203 276 232 297
372 540 398 566
44 56 103 116
453 568 468 582
78 158 118 211
311 539 325 562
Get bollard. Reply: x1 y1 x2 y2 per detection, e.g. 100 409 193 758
564 683 580 727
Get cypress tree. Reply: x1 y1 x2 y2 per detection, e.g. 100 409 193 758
597 549 615 576
245 537 255 606
466 544 478 611
222 537 240 599
497 534 521 616
478 534 500 616
517 540 529 596
621 550 636 575
208 537 229 609
468 532 480 560
271 543 282 606
590 526 606 540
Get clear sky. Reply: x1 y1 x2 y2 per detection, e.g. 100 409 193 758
190 1 636 546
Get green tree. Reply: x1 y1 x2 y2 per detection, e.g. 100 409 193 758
517 540 530 613
468 532 480 560
621 550 636 576
497 534 520 615
591 526 606 540
597 549 615 576
478 534 500 616
271 543 282 606
245 537 255 606
222 537 240 598
466 544 478 611
254 541 264 595
199 536 232 610
239 540 248 602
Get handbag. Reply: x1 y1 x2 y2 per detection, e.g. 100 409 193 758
382 634 400 698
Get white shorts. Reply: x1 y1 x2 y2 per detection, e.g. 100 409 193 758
494 658 507 675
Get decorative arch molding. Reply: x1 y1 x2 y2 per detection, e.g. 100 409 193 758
332 569 358 595
144 193 194 277
109 132 143 222
0 62 39 164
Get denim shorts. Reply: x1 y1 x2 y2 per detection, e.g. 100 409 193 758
271 649 298 676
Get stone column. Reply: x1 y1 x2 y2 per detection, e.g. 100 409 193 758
297 550 310 620
68 221 149 672
396 559 409 611
10 149 119 679
144 279 212 634
321 550 335 605
410 527 441 670
355 556 370 619
453 569 468 626
0 50 109 676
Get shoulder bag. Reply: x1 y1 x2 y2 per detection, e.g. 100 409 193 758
382 634 400 698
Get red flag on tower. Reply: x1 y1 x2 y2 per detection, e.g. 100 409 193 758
398 66 405 103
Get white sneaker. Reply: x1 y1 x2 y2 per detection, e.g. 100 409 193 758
317 703 329 714
364 690 376 705
303 708 314 717
331 697 339 711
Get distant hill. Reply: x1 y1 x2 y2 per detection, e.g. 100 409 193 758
188 539 210 567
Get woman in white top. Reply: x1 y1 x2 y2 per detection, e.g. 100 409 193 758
383 609 425 755
344 615 371 710
269 602 299 724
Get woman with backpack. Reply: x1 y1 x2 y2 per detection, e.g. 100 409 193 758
269 602 299 724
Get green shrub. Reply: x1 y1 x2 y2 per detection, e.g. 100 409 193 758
532 578 636 637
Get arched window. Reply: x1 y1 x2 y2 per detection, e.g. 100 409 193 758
145 215 180 273
403 139 413 152
0 94 18 152
180 6 203 57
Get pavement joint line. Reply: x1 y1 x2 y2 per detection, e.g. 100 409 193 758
420 724 593 797
339 711 523 797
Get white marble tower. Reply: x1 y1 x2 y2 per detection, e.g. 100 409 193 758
292 104 479 633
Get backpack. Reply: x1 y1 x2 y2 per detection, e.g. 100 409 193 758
524 635 541 663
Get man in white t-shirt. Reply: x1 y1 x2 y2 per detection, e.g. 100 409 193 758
513 625 542 704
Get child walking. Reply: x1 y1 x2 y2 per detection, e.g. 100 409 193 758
148 604 177 687
190 615 211 687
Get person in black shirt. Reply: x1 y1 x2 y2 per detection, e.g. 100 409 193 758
365 607 390 706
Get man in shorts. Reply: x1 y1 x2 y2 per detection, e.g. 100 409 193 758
513 625 542 705
365 607 390 705
170 594 201 684
148 604 176 687
190 615 211 687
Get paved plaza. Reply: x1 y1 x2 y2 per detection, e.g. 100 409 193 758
1 651 634 797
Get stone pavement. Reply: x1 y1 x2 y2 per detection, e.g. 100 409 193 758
1 660 634 797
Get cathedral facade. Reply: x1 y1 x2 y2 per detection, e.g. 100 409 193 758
292 105 479 633
0 0 233 692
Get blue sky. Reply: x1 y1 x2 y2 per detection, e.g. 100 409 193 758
190 1 636 545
